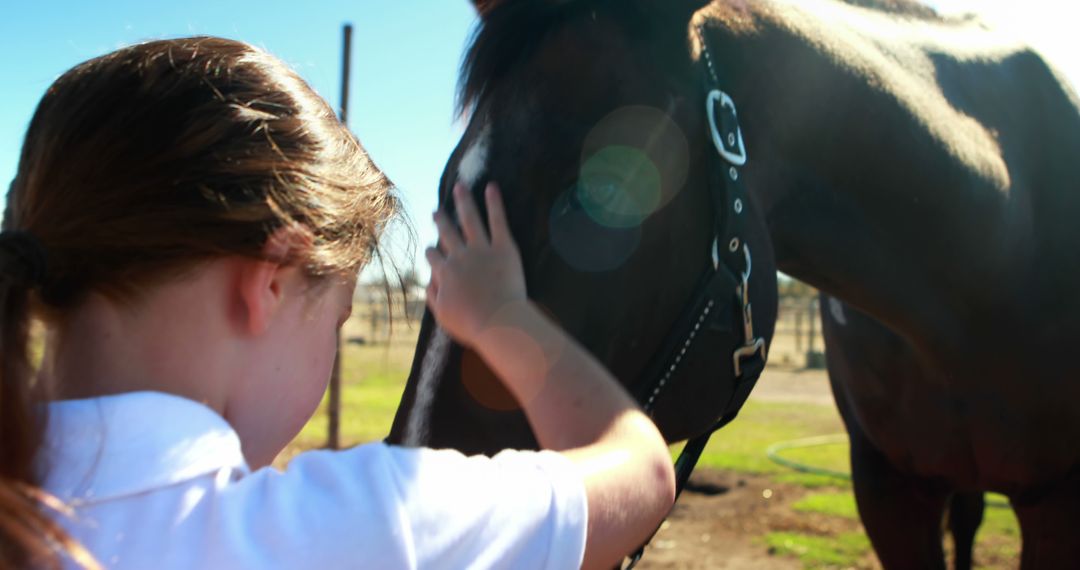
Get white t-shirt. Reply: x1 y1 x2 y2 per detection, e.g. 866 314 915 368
40 391 587 569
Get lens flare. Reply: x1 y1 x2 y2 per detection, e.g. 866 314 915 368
547 105 689 272
549 185 642 272
579 105 690 225
577 145 662 229
462 322 553 412
460 348 521 412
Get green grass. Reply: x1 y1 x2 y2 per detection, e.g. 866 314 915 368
979 498 1021 538
793 491 859 519
973 498 1022 565
765 531 871 569
777 489 1022 568
692 400 851 488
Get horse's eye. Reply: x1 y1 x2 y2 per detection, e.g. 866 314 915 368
550 178 619 221
581 176 627 212
547 177 644 273
578 172 642 228
579 174 622 204
553 184 585 217
573 146 662 229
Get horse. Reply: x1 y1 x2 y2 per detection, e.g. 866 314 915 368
387 0 1080 567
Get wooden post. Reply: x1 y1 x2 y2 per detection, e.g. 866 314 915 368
807 297 818 362
795 302 803 354
327 23 353 450
369 295 378 345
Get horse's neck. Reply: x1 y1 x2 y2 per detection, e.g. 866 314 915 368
703 0 1080 350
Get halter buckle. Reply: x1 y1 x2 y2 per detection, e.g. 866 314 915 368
706 89 748 166
733 337 767 378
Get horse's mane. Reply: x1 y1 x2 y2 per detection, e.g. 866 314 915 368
459 0 599 113
459 0 940 112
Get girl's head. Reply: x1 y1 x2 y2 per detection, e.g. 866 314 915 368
1 37 398 567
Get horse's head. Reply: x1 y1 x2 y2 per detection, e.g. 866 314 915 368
389 0 778 454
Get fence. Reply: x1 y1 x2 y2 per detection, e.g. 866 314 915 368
345 283 826 366
345 283 426 346
768 294 826 370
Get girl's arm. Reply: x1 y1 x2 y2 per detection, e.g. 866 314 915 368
425 183 676 570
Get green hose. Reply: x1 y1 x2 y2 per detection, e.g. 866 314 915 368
765 434 851 480
765 434 1010 509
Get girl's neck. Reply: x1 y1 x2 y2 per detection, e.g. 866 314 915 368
43 264 237 412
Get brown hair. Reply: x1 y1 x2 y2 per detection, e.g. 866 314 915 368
0 36 400 567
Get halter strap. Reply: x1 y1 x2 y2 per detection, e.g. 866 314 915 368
623 25 767 569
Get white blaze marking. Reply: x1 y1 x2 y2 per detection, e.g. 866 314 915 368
405 126 489 445
828 297 848 326
403 327 451 446
457 126 490 188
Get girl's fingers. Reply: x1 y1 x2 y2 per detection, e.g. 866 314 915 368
453 184 488 245
424 248 441 306
433 210 464 253
484 183 511 246
425 246 446 272
426 280 439 306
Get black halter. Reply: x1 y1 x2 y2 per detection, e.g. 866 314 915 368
624 26 768 569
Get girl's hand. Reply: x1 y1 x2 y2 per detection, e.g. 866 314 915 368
425 183 526 347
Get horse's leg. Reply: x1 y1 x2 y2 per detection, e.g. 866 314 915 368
1012 470 1080 569
847 427 949 569
948 492 984 570
821 294 950 569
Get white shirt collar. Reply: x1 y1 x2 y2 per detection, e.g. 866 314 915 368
41 391 250 504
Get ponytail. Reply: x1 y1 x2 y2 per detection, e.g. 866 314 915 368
0 232 98 569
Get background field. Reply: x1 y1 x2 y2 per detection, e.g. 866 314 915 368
279 295 1021 569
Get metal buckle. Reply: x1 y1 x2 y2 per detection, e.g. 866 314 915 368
734 338 766 378
706 89 748 166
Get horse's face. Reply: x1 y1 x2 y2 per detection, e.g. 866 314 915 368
391 0 777 452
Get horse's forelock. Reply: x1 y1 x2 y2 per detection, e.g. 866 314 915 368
459 0 582 114
457 0 727 115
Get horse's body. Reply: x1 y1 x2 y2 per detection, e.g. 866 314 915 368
389 0 1080 567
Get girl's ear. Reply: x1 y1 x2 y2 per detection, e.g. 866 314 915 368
233 260 282 337
233 227 311 335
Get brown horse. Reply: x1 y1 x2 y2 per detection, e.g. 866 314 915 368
388 1 1080 567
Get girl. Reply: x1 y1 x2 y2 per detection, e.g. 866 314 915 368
0 37 674 569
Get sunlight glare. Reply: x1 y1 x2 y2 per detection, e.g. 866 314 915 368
929 0 1080 91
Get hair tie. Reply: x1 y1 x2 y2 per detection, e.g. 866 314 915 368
0 231 48 287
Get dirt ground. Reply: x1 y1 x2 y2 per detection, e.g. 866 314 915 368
746 367 836 407
633 368 868 570
635 470 862 570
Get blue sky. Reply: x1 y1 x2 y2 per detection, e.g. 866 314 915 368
2 1 1076 281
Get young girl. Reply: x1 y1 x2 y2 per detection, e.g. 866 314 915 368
0 37 674 569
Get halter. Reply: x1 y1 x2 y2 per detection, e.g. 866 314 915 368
624 25 767 569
